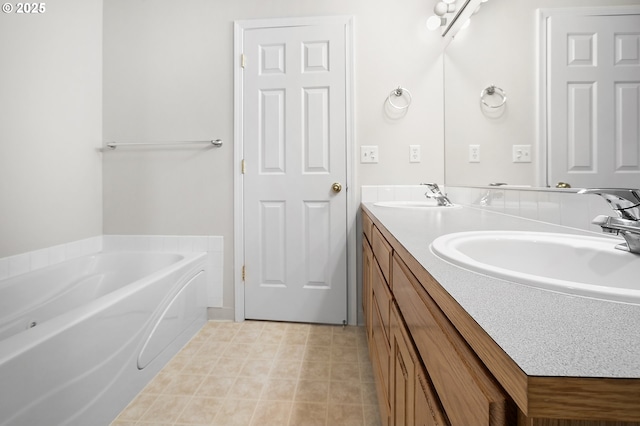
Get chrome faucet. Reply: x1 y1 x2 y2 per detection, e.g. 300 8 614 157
578 188 640 254
479 183 507 206
421 183 454 207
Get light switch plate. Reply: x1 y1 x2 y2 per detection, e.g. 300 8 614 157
361 146 379 163
513 145 532 163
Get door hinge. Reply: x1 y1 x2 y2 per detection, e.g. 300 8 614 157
241 159 246 174
242 265 246 281
241 54 246 69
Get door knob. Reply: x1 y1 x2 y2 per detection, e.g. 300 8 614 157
332 182 342 193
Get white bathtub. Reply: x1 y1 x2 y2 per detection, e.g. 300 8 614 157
0 251 208 425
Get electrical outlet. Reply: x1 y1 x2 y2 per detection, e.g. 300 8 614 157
360 145 379 163
513 145 532 163
409 145 421 163
469 145 480 163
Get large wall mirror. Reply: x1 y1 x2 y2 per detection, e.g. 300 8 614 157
443 0 640 190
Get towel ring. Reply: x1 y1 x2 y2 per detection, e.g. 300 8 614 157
387 86 412 110
480 85 507 108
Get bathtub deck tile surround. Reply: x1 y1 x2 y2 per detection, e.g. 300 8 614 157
112 320 381 426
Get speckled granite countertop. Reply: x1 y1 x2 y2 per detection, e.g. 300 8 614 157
363 202 640 378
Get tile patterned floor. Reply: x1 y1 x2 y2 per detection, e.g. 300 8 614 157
111 320 382 426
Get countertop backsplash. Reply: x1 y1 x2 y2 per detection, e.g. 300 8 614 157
361 185 616 235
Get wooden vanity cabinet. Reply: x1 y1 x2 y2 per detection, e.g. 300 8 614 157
362 208 514 426
362 206 640 426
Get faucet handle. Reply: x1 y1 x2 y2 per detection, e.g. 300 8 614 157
578 188 640 210
421 182 442 193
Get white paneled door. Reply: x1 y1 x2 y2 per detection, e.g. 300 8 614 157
547 12 640 188
241 19 349 324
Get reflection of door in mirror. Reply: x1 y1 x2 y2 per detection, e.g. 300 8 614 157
545 10 640 188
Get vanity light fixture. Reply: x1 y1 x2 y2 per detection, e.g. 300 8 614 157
428 0 489 36
427 0 456 31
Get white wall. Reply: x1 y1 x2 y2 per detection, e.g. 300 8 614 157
0 0 103 258
103 0 446 316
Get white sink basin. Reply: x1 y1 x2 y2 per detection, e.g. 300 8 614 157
430 231 640 304
374 200 460 209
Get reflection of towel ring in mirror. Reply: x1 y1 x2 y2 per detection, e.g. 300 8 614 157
387 86 412 110
480 85 507 108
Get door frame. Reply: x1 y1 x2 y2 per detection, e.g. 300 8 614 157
233 16 356 323
536 6 640 187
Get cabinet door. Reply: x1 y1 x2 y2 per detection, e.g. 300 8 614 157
391 302 413 426
392 302 449 426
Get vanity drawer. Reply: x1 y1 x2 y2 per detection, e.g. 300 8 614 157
373 225 393 286
362 209 373 244
392 253 511 426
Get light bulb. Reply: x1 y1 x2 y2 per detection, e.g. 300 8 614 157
434 1 455 16
426 15 446 30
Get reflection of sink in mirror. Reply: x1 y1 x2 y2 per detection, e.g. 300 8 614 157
430 231 640 304
373 201 461 209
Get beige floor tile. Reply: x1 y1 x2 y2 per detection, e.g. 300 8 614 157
306 332 332 347
329 380 363 405
233 329 262 343
161 352 191 374
299 361 331 381
115 393 157 421
363 404 383 426
180 355 218 376
212 356 245 377
359 360 375 383
228 376 266 400
257 328 286 345
139 394 191 423
223 342 254 359
207 328 237 342
330 362 361 382
331 345 359 363
304 344 332 363
162 373 205 396
300 362 331 380
250 400 292 426
240 358 273 379
332 332 358 347
288 402 328 426
176 396 224 424
276 344 306 361
361 381 379 406
282 331 309 346
142 372 174 395
248 342 280 360
261 378 298 401
211 399 257 426
197 376 236 398
326 403 365 426
295 380 329 403
270 358 302 379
